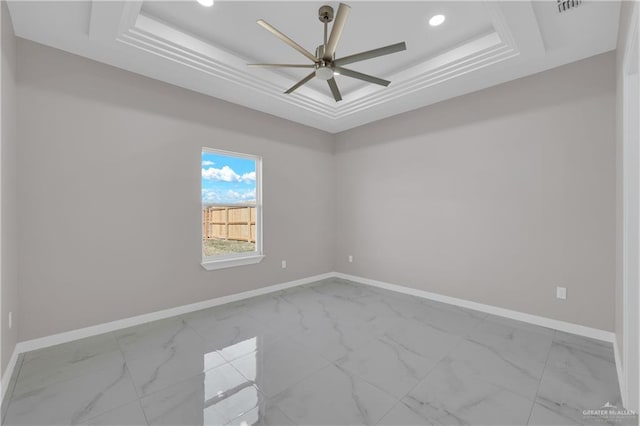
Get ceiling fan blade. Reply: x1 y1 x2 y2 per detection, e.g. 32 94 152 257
327 78 342 102
248 64 315 68
323 3 351 61
334 67 390 87
334 42 407 66
257 19 317 63
284 71 316 94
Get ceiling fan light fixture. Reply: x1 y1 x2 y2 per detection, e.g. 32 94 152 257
429 14 445 27
197 0 214 7
315 66 335 81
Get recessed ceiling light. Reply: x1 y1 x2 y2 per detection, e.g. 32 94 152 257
197 0 214 7
429 14 445 27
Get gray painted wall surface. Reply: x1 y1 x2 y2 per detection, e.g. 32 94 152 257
16 40 334 341
615 1 639 411
334 52 616 332
1 2 18 377
11 39 619 344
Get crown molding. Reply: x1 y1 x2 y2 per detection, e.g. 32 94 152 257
107 0 522 121
10 0 599 133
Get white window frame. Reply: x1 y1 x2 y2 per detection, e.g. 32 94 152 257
201 148 264 271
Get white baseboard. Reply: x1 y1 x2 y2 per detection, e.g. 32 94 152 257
15 272 334 355
1 346 19 405
335 272 616 343
614 336 628 408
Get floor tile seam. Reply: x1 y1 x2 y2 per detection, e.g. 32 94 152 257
80 397 148 426
460 312 488 340
121 356 144 400
373 398 403 425
17 331 121 365
112 327 196 398
239 310 308 346
142 352 262 400
477 315 557 339
533 394 590 424
136 399 151 426
534 364 622 408
375 398 436 426
129 358 220 402
170 315 223 357
10 354 129 402
545 341 620 383
328 357 403 404
278 324 362 365
10 332 133 415
211 383 267 426
220 403 282 426
525 329 555 425
458 333 552 380
21 331 121 358
263 405 298 426
266 360 399 426
391 327 540 410
229 346 332 401
122 345 209 369
550 340 616 363
62 361 141 426
15 347 126 385
444 337 546 402
391 332 470 407
374 334 443 367
265 363 336 410
545 357 618 381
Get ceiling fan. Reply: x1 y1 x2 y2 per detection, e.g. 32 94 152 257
248 3 407 102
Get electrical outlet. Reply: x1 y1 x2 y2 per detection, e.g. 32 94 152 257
281 260 287 269
556 286 567 300
348 255 353 263
8 312 12 329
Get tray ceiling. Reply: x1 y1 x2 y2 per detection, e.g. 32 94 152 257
7 1 621 133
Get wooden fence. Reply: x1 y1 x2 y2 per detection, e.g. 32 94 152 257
202 205 256 243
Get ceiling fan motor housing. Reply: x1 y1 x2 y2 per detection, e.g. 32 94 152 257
318 5 334 23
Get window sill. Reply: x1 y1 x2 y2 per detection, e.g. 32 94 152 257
201 255 265 271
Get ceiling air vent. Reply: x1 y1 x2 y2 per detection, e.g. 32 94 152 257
557 0 583 13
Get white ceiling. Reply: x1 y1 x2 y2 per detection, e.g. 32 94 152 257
7 1 621 133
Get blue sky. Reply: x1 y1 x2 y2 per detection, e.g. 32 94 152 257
201 151 257 205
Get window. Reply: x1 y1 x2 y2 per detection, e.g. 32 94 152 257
201 148 263 270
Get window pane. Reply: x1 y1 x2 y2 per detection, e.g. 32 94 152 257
202 150 258 258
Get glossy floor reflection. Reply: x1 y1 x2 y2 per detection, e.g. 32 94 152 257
2 278 634 426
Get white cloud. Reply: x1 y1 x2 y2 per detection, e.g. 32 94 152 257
240 171 256 183
202 189 222 203
202 160 215 167
202 166 256 183
202 188 256 204
227 188 256 201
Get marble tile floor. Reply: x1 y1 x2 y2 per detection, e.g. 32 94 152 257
2 278 636 426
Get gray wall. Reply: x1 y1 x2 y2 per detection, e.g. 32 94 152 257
16 40 334 341
12 35 620 342
615 0 639 411
1 2 18 377
334 52 616 332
